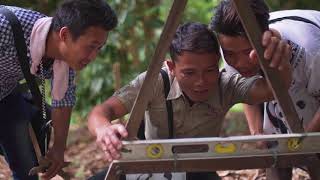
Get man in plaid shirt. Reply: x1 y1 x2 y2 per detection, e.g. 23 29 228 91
0 0 117 179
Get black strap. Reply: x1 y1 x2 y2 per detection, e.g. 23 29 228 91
160 69 174 139
0 7 43 108
269 16 320 30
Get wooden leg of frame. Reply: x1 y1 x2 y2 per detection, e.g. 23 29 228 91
307 165 320 180
266 167 292 180
104 163 123 180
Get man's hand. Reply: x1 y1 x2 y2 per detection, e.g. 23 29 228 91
250 29 293 90
95 123 128 162
250 29 292 71
41 144 66 179
38 107 71 179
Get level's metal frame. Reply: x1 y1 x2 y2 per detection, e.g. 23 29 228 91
119 133 320 161
106 133 320 180
105 0 320 179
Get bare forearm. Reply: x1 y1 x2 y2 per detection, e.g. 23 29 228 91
243 104 263 135
306 109 320 132
247 78 274 104
51 107 72 150
88 97 129 137
88 105 113 137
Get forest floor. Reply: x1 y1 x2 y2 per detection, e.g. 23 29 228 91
0 112 311 180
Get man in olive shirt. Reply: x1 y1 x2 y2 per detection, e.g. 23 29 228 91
87 22 291 180
112 60 259 140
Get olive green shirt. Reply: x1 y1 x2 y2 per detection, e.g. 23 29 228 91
114 67 260 139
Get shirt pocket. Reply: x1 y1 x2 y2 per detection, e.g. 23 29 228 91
147 106 169 138
185 107 223 137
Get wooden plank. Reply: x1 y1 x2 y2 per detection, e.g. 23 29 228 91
232 0 303 133
125 0 188 139
105 163 121 180
109 154 319 175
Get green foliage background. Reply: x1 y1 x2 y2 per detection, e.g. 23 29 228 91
3 0 320 123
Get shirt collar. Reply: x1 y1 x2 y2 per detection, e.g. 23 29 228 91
166 77 221 109
167 77 183 100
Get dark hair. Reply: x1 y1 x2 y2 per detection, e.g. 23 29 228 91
52 0 118 40
209 0 269 37
169 22 220 62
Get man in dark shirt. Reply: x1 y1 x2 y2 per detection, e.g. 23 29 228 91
0 1 117 179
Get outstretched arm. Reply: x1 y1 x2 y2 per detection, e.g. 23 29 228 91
87 96 128 162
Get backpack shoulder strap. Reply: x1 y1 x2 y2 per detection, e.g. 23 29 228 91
269 16 320 30
160 69 174 139
0 7 43 108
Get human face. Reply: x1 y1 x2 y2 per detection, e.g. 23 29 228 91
60 26 108 70
218 34 260 77
168 51 220 103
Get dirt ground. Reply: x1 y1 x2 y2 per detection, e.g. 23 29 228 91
0 112 311 179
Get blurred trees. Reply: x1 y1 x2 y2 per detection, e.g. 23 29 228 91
2 0 320 122
267 0 320 10
2 0 60 14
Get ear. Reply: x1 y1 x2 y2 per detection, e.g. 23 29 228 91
249 50 259 64
166 59 175 76
58 27 71 42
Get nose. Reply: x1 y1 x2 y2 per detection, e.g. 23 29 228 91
195 73 205 86
233 56 247 70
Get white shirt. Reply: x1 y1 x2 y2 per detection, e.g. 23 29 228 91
223 10 320 134
264 10 320 134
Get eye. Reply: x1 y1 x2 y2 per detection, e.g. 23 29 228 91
183 71 194 76
207 68 216 72
223 51 233 57
244 49 252 55
86 46 95 51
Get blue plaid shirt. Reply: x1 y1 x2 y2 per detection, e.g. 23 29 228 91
0 6 76 107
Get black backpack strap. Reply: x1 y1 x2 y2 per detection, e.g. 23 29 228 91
160 69 174 139
0 7 43 108
269 16 320 30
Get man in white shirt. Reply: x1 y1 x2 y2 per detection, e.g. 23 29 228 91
265 9 320 134
210 0 320 179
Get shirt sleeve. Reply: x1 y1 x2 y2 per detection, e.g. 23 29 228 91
113 72 147 111
51 68 76 107
220 71 262 106
306 50 320 99
113 71 162 112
